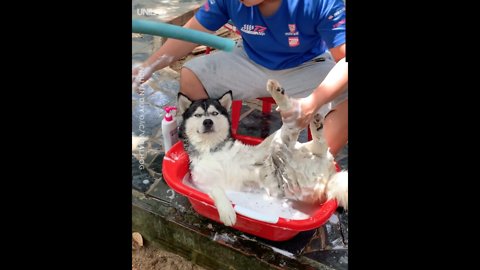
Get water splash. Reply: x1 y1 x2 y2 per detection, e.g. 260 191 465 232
166 189 176 200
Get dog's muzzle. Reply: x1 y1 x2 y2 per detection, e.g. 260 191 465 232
202 119 214 133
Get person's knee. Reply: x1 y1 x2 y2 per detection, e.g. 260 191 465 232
180 67 208 100
323 100 348 157
327 136 347 157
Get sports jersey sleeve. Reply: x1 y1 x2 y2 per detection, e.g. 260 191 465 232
195 0 230 31
317 0 346 48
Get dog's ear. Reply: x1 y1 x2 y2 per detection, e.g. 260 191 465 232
177 93 192 116
218 90 233 112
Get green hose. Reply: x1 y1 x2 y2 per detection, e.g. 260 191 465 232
132 19 235 52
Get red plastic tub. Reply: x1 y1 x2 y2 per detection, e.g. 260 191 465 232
162 134 338 241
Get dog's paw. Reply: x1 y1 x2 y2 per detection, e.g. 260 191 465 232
266 80 290 110
266 79 284 95
210 188 237 226
312 113 324 130
309 113 325 140
217 202 237 226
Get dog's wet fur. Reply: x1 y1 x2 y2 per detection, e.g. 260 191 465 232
177 80 347 226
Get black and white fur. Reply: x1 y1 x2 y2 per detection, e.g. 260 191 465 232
177 80 348 226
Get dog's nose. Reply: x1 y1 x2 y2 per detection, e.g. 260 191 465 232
203 119 213 129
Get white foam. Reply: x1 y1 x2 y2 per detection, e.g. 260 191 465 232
269 246 294 258
233 205 279 223
226 191 314 221
181 175 319 222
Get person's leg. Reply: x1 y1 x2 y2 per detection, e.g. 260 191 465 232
179 68 208 100
180 44 348 156
268 52 338 98
180 44 341 101
181 42 274 101
323 99 348 157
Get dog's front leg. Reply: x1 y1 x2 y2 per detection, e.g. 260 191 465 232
266 79 301 148
209 187 237 226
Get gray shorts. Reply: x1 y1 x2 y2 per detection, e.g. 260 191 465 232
183 42 348 118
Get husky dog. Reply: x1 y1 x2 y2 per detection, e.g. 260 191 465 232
177 80 348 226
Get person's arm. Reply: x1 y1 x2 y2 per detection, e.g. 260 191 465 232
145 17 214 71
132 17 214 86
311 44 347 105
306 44 347 113
280 43 347 128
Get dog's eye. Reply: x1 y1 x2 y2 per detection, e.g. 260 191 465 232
194 113 203 118
211 111 219 116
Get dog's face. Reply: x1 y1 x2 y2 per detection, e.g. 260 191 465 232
177 91 233 153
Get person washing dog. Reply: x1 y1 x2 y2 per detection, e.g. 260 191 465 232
132 0 347 157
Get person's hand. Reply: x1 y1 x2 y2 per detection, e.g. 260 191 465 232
132 63 154 93
277 96 319 129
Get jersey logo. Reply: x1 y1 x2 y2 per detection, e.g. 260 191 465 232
240 24 267 36
288 37 300 47
285 23 299 36
288 24 296 33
